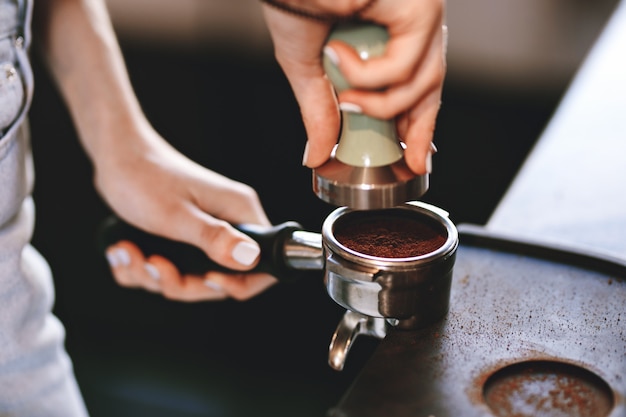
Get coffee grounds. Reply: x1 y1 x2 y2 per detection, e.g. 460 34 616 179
333 215 447 258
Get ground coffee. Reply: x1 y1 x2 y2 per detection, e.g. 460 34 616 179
333 212 447 258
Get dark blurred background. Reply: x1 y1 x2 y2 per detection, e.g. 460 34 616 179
28 0 618 416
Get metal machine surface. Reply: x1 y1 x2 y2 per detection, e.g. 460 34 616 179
329 225 626 417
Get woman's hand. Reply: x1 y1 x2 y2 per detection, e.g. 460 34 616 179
262 0 447 174
36 0 278 302
97 124 277 302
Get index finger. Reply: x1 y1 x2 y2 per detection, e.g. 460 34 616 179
328 4 444 89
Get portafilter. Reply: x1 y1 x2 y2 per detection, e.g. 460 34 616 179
98 201 458 370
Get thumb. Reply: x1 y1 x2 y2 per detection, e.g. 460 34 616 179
199 219 263 271
168 207 263 272
291 74 341 168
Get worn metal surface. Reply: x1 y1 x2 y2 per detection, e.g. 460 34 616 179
328 226 626 417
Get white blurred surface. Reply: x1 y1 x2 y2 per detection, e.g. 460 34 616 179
445 0 617 89
487 0 626 260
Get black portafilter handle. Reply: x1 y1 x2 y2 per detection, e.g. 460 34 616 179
96 215 306 283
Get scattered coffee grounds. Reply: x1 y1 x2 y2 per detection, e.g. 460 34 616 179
333 211 447 258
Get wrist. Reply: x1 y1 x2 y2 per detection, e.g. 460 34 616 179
80 109 155 168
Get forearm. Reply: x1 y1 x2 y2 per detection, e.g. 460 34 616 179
33 0 150 161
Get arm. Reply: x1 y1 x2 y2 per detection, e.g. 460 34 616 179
32 0 277 301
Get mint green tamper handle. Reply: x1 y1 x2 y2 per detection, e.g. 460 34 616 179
312 23 428 209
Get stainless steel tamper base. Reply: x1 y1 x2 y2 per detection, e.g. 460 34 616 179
312 156 429 209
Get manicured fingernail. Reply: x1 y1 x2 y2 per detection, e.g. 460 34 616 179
106 251 118 267
339 102 362 113
426 142 438 173
232 241 260 266
144 263 160 280
204 280 223 291
302 141 310 166
107 248 130 267
425 151 433 174
323 46 339 65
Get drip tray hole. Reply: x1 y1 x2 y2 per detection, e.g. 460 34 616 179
483 360 614 417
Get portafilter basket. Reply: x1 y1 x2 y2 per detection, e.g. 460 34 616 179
322 201 458 370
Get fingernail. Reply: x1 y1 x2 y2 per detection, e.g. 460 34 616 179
204 280 223 291
426 142 438 173
144 263 160 280
232 241 260 266
425 151 433 174
302 141 310 166
339 102 362 113
106 251 119 267
107 248 130 267
323 46 339 65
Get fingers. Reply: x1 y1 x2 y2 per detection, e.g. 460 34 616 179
326 15 446 176
177 208 262 271
333 30 445 121
297 76 341 168
261 4 339 168
106 241 162 292
144 186 265 273
325 35 425 92
204 270 278 301
397 91 441 174
106 241 278 302
273 33 341 168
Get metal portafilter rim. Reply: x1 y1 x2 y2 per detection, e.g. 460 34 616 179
321 202 458 322
322 201 458 269
96 202 457 287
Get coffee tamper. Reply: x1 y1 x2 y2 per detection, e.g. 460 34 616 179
313 23 428 210
312 23 456 370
